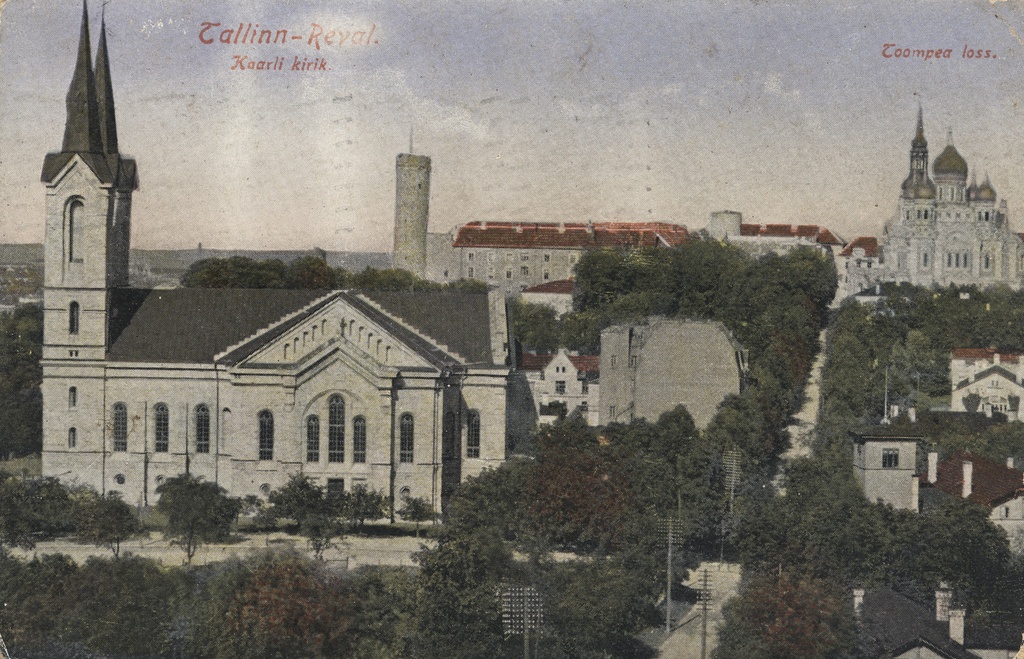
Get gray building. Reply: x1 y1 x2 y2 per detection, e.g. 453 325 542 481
853 434 922 511
597 318 747 429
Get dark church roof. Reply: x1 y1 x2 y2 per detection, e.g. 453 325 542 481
106 288 329 363
105 288 500 368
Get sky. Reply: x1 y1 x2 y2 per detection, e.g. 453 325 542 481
3 0 1024 252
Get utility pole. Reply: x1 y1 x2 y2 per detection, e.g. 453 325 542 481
658 516 685 634
0 630 11 659
700 568 712 659
500 585 544 659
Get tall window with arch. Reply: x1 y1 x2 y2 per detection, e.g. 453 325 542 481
306 415 320 462
353 416 367 463
68 386 77 409
69 301 80 335
195 404 210 454
112 402 128 452
68 427 77 449
258 410 274 461
154 403 169 452
466 410 481 458
328 395 345 462
399 413 414 463
67 199 83 263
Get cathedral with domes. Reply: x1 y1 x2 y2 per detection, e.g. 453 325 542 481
839 109 1024 296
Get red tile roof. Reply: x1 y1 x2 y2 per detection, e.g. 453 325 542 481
452 221 689 250
951 348 1020 363
838 236 879 258
738 223 845 245
568 355 599 374
934 450 1024 508
522 278 575 294
518 353 554 371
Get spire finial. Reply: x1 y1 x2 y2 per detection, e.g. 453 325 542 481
947 128 954 146
62 0 102 153
95 6 119 157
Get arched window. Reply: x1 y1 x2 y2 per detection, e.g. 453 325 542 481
195 404 210 454
67 199 83 263
68 427 77 449
306 415 320 462
328 395 345 462
353 416 367 463
69 302 80 335
112 403 127 452
258 410 274 461
68 386 77 408
400 413 414 463
154 403 169 452
467 410 481 458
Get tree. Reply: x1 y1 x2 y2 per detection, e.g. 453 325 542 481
156 474 241 564
0 305 43 457
268 474 351 559
507 298 562 353
75 490 145 558
349 485 389 530
398 495 434 537
963 392 982 413
181 256 288 288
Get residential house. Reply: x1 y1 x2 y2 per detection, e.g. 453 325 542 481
521 278 575 316
930 450 1024 541
518 350 599 426
950 349 1024 419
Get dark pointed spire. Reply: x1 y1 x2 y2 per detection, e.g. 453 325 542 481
913 105 927 148
95 14 119 157
62 0 102 154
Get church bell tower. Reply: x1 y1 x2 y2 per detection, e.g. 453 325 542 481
40 1 137 362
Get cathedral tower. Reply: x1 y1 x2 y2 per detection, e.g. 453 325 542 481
393 153 431 278
40 2 137 362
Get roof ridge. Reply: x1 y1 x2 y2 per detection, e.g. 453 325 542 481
354 293 469 363
214 291 338 362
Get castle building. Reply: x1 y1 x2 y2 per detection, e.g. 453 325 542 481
839 109 1024 298
706 210 845 256
41 6 511 512
425 220 690 294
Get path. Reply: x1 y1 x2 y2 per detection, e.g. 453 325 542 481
658 562 742 658
773 328 828 492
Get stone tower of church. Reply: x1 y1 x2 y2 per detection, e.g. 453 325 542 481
40 2 137 363
393 153 431 277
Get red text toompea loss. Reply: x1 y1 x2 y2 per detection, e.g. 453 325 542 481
882 43 996 60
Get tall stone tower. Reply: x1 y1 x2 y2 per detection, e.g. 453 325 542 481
40 3 137 363
393 153 430 277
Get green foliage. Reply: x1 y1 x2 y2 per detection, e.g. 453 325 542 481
0 475 73 549
268 474 351 559
507 297 562 353
348 485 390 529
714 573 855 659
0 305 42 457
181 256 289 288
156 474 241 564
74 489 145 558
963 391 982 413
397 495 434 537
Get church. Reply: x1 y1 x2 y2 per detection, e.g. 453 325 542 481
839 109 1024 297
40 5 512 512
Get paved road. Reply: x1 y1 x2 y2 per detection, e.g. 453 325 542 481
658 562 742 659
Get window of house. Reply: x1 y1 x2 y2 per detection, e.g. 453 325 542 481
328 395 345 463
68 387 77 408
1005 506 1011 519
985 254 991 270
400 413 414 463
468 252 474 261
154 403 169 452
543 271 550 280
466 411 480 458
611 355 617 367
468 267 474 278
544 254 551 262
195 404 210 454
882 448 899 469
609 405 616 418
630 355 638 367
113 403 127 452
580 401 588 412
258 410 274 461
69 302 79 335
306 415 320 462
555 380 566 394
68 427 76 449
581 381 589 395
521 254 529 262
521 266 529 276
114 474 125 486
506 270 512 279
922 252 929 268
353 416 367 463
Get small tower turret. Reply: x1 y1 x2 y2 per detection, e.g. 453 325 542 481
393 152 431 278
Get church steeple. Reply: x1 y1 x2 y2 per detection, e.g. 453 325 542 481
62 1 102 155
94 15 119 159
902 107 936 200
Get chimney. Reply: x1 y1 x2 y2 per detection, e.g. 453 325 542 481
949 608 965 645
936 584 951 622
928 452 938 484
908 407 917 423
911 475 920 512
962 461 973 498
995 352 1001 365
1008 457 1015 469
853 589 865 618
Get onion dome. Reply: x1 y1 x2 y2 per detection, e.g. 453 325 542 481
976 174 997 201
902 173 936 199
933 130 968 180
968 175 980 200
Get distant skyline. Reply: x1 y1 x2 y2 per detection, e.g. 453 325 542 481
3 0 1024 252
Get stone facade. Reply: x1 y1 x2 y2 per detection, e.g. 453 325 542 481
39 10 511 514
853 434 922 511
597 318 747 429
